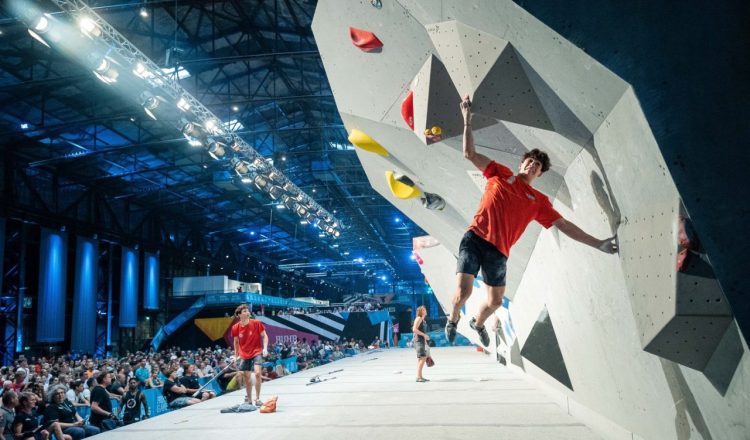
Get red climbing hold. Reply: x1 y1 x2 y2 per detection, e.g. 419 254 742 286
401 90 414 130
349 26 383 51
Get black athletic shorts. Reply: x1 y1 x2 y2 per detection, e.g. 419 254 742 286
456 230 508 287
239 355 264 371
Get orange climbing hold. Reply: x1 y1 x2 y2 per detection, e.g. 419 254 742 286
401 90 414 130
349 27 383 51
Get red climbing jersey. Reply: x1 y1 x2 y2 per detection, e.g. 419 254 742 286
231 320 265 359
468 161 562 257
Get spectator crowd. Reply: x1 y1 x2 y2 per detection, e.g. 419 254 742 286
0 336 373 439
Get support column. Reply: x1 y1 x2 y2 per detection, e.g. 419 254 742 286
16 224 26 352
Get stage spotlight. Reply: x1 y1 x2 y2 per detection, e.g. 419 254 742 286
27 14 52 47
207 141 226 160
252 157 267 170
229 138 242 152
182 122 207 146
268 170 283 183
282 195 297 210
140 92 164 120
333 230 341 238
253 175 270 191
176 96 191 112
79 16 101 38
132 62 152 79
268 185 284 200
230 157 249 174
33 14 50 33
93 58 119 84
204 119 219 134
296 204 308 217
283 182 296 193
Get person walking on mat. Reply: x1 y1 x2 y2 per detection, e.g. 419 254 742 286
446 95 618 347
231 303 269 406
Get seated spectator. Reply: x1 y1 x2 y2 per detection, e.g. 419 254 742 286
175 359 190 378
89 372 120 431
144 369 162 389
0 381 12 398
178 364 215 400
23 383 44 416
274 364 289 378
201 361 214 377
82 378 95 403
106 373 124 398
65 380 88 408
262 366 278 381
280 345 291 359
10 369 26 392
133 359 150 384
296 356 308 371
162 369 201 409
44 384 100 439
0 390 18 440
83 362 94 380
157 366 169 383
13 392 71 440
216 360 240 392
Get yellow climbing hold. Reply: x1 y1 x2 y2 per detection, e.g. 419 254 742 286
430 126 442 136
385 171 422 199
348 129 389 157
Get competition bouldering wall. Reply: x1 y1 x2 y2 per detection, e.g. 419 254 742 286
313 2 749 439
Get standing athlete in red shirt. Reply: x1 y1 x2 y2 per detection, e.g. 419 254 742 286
231 303 269 406
445 95 618 347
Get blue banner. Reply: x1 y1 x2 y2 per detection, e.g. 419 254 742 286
71 237 98 353
119 247 139 327
151 297 206 351
37 228 68 342
143 253 159 310
277 356 298 374
367 310 390 325
204 292 315 309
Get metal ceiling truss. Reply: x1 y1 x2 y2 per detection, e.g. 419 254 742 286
0 0 429 292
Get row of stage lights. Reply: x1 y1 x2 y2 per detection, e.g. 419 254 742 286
180 121 342 237
22 5 342 239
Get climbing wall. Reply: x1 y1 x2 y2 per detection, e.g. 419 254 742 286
313 2 749 440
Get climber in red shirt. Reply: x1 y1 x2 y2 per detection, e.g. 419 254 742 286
445 95 618 347
231 303 268 406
